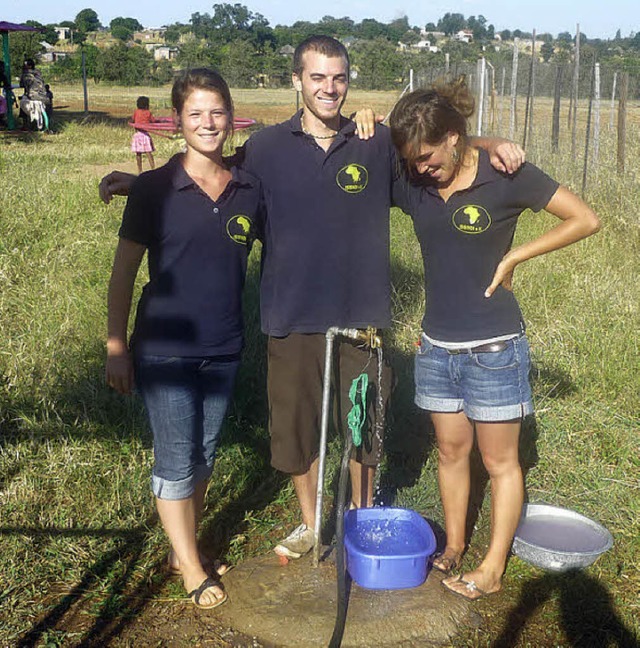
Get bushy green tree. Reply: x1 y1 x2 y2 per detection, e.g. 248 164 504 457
96 42 153 84
351 38 401 90
219 39 257 86
7 33 44 77
75 8 102 33
25 21 58 45
438 13 466 36
176 40 218 68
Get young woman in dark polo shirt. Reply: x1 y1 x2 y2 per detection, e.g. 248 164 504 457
388 78 600 600
106 69 261 609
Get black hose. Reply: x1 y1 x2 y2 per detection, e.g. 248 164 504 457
328 432 353 648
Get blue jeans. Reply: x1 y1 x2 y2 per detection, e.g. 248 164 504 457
134 354 239 500
414 334 533 421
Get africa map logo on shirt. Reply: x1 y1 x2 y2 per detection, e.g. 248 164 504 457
226 215 253 245
452 205 491 234
336 164 368 193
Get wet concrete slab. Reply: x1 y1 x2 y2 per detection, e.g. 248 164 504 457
216 551 480 647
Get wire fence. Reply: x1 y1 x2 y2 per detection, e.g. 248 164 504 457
407 54 640 195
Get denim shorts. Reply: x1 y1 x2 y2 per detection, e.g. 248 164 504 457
414 333 533 421
134 354 239 500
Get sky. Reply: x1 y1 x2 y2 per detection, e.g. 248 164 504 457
3 0 639 40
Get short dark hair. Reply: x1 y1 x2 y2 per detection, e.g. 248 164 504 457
292 35 349 76
171 68 233 118
136 95 150 110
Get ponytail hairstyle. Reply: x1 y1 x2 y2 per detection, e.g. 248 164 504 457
389 76 475 179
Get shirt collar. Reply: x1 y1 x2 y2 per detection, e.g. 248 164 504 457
420 147 496 198
288 109 356 138
169 153 257 191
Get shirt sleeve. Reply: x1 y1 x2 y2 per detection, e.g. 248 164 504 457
510 162 560 213
118 176 154 246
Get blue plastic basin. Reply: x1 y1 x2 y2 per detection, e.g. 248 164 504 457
344 507 436 590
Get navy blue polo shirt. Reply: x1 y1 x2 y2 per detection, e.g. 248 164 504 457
119 154 263 357
242 112 397 336
395 150 559 342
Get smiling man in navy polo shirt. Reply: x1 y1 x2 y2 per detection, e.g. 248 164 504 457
243 36 397 559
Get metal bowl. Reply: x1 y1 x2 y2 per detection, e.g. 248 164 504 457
512 503 613 572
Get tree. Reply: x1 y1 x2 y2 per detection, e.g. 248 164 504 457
540 41 554 62
387 16 410 43
499 29 511 41
96 42 153 84
164 24 183 44
8 32 44 72
219 39 258 86
177 40 217 68
356 18 387 41
425 22 437 32
75 9 102 33
351 38 401 90
400 30 420 46
25 21 58 45
438 13 466 36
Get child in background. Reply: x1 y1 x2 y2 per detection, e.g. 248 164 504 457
131 96 155 173
44 84 53 126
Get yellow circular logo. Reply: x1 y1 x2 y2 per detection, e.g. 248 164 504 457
226 214 253 245
452 205 491 234
336 164 368 193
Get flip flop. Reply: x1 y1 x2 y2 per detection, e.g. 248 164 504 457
187 576 228 610
442 574 499 601
431 551 462 575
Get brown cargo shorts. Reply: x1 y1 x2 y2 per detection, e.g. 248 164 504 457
267 332 392 474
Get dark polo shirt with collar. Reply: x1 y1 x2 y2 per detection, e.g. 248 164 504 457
119 154 263 357
242 111 397 337
395 150 559 342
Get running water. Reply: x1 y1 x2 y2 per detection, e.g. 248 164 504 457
372 346 385 503
349 518 424 555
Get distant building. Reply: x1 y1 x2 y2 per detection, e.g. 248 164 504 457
40 41 70 62
152 45 178 61
133 28 166 43
54 26 72 42
454 29 474 43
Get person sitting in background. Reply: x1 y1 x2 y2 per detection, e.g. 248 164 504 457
19 59 49 131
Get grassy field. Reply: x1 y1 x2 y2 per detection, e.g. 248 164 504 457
0 84 638 647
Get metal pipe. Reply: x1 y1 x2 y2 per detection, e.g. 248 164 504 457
312 326 381 567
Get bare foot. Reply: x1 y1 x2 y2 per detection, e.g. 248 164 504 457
432 546 464 574
168 550 230 576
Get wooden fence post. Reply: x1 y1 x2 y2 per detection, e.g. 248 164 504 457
510 38 519 140
571 23 580 157
551 65 563 152
523 29 537 149
617 71 628 175
582 58 596 196
609 71 617 131
593 62 600 163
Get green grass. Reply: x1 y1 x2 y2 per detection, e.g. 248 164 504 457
0 90 638 647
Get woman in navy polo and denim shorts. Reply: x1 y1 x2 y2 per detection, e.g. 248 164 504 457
388 77 600 600
106 69 261 610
